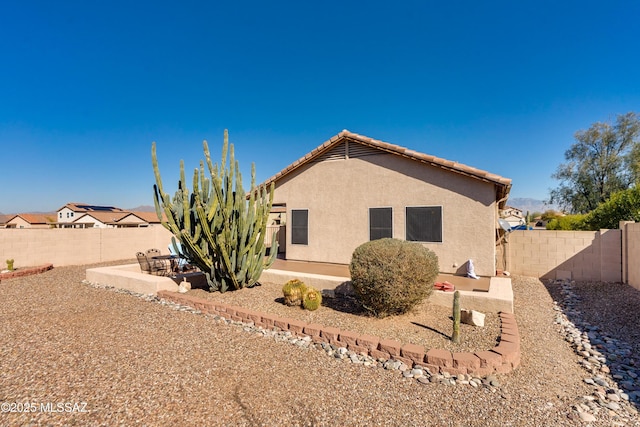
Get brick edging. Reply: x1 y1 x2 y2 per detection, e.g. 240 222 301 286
157 291 520 376
0 264 54 280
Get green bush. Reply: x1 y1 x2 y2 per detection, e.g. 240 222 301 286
546 214 589 230
349 238 439 318
585 186 640 229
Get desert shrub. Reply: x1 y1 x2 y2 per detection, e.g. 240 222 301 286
349 238 439 318
584 186 640 229
546 214 589 230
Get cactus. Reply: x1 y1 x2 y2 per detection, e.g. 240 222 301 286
151 130 278 292
282 279 307 306
302 287 322 311
6 259 14 271
452 290 461 344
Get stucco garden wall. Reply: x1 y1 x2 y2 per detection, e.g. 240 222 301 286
0 227 173 268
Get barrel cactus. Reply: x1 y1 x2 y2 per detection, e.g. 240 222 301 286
282 279 307 306
302 287 322 311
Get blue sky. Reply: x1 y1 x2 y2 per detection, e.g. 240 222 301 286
1 1 639 213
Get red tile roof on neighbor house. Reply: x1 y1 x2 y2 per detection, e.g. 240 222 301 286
7 213 56 225
126 211 165 223
72 211 130 224
260 130 512 204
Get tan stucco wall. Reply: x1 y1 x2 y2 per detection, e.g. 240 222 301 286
273 153 499 276
0 227 173 268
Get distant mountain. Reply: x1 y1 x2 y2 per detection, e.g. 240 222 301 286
127 205 156 212
507 198 557 214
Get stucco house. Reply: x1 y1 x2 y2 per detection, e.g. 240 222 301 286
501 206 525 228
5 213 55 229
116 211 165 227
70 211 130 228
261 130 512 277
56 203 127 224
0 214 13 228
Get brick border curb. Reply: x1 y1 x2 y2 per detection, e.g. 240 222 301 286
157 290 520 376
0 264 54 280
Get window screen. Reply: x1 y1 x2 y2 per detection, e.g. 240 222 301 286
369 207 392 240
291 209 308 245
406 206 442 242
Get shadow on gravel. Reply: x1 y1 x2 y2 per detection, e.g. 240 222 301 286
543 278 640 410
410 322 450 339
274 295 368 316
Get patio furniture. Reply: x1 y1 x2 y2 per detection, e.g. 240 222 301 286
136 251 170 276
168 245 192 272
150 254 179 275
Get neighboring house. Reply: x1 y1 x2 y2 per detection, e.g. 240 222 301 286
56 203 127 224
115 211 165 227
0 214 12 228
501 206 525 227
260 130 512 277
5 213 55 229
70 212 130 228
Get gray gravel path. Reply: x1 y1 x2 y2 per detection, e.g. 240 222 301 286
0 261 638 426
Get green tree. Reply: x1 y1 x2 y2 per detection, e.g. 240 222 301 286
549 112 640 213
584 186 640 230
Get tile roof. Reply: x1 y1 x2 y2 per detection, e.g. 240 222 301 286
59 203 126 213
72 211 130 224
260 130 512 203
7 213 56 224
126 211 165 223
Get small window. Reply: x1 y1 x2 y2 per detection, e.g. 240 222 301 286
291 209 308 245
59 212 62 218
369 207 392 240
406 206 442 243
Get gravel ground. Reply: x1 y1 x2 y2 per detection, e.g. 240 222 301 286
0 261 638 426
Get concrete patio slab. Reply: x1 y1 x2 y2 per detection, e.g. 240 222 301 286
86 261 513 313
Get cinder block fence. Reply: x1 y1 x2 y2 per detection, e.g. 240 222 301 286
504 221 640 290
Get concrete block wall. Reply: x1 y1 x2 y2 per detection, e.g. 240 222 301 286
623 222 640 290
506 227 630 284
506 230 607 280
0 227 174 268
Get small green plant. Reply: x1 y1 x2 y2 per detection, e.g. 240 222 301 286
302 287 322 311
349 238 439 318
6 259 14 271
282 279 307 306
452 290 461 344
